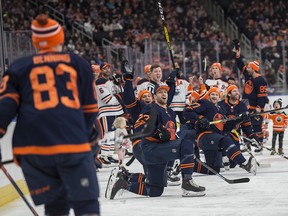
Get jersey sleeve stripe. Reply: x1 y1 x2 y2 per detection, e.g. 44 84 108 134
0 93 20 105
13 143 91 155
126 101 137 109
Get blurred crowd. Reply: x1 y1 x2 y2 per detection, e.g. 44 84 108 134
217 0 288 86
2 0 288 87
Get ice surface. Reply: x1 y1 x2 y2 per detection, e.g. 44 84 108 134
1 141 288 216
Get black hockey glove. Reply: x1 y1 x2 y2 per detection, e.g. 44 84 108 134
232 39 240 51
166 68 179 84
112 73 124 85
238 111 250 121
121 60 134 80
196 117 210 131
154 124 171 142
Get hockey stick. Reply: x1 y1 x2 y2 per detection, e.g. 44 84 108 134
202 57 207 77
261 145 288 160
0 163 39 216
231 129 262 167
194 157 250 184
157 1 175 69
210 105 288 125
209 115 242 125
242 136 288 160
249 104 288 117
125 156 135 166
1 159 13 165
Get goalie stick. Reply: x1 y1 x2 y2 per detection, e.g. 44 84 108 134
194 158 250 184
0 162 39 216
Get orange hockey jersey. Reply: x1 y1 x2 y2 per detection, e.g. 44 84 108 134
267 112 288 132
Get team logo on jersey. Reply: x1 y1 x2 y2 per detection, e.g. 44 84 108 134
276 116 283 123
165 120 176 140
244 80 253 95
213 113 224 131
174 85 180 95
111 86 118 94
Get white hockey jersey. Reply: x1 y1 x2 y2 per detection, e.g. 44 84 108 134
170 78 190 111
205 78 228 93
96 77 124 118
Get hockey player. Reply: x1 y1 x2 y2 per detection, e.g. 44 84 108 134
143 64 163 93
234 47 268 152
204 62 229 96
96 62 124 166
121 62 179 184
218 85 260 169
169 73 190 124
0 14 100 215
267 99 288 155
135 64 151 97
91 64 101 82
184 87 256 174
108 84 206 199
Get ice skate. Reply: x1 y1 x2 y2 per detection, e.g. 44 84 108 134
110 176 129 200
117 166 131 181
167 170 181 186
105 168 118 199
108 156 119 164
181 179 206 197
240 156 257 175
254 146 263 155
222 156 230 171
100 156 111 168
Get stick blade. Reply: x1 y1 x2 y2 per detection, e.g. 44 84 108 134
227 177 250 184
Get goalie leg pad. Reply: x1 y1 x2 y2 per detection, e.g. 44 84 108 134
105 168 118 199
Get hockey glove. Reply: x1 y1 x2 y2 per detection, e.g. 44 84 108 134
121 60 134 80
195 117 210 131
232 39 240 51
154 124 171 142
166 68 180 84
112 73 124 85
238 111 250 121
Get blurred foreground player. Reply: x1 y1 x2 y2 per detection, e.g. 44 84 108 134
0 14 100 215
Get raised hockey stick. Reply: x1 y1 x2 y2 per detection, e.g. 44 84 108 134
157 1 175 69
194 157 250 184
242 136 288 160
0 163 39 216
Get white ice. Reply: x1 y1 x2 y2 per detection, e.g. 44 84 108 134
1 139 288 216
